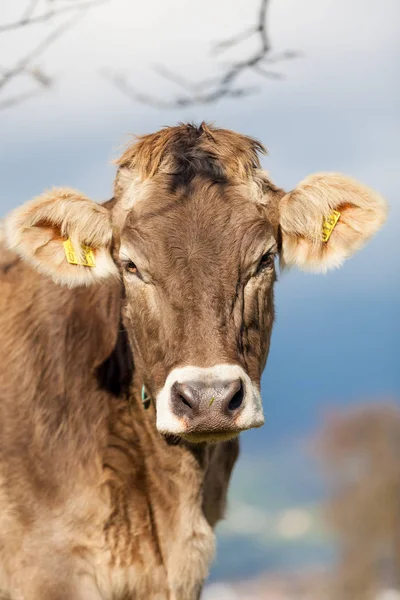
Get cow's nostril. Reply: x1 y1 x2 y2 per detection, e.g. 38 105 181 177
228 381 244 411
171 382 199 415
179 394 192 409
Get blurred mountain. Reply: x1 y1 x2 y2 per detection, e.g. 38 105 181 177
209 437 334 582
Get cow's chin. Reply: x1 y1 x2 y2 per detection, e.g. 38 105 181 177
180 430 240 444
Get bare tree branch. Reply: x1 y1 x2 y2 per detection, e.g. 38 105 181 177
0 89 43 111
0 0 109 33
106 0 300 108
0 14 81 93
0 0 110 110
20 0 42 23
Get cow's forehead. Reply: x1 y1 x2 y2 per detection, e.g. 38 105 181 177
120 178 275 261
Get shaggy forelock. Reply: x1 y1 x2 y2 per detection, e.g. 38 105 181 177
115 122 267 190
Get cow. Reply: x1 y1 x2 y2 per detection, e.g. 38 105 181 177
0 123 387 599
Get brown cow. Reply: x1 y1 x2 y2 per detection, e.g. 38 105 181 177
0 123 387 599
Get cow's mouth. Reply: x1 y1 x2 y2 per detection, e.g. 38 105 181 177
181 430 240 444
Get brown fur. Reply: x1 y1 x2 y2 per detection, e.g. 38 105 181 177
116 122 266 182
0 123 387 599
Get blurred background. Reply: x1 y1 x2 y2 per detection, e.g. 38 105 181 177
1 1 399 597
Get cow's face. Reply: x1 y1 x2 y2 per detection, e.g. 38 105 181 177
116 179 279 441
6 124 387 443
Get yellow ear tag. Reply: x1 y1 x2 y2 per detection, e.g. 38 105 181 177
322 210 341 243
63 239 96 267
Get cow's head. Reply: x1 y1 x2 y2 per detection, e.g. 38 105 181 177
6 124 387 443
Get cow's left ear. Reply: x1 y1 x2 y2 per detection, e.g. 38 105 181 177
279 173 388 272
6 188 118 287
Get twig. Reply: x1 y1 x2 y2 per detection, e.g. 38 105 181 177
0 89 44 111
213 26 256 55
0 0 109 33
0 0 110 110
21 0 41 23
0 14 82 93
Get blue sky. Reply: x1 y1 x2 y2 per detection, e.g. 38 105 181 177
1 0 399 448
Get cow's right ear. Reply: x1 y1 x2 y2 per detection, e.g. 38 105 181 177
6 188 118 287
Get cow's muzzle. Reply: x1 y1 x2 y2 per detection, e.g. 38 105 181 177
156 365 265 443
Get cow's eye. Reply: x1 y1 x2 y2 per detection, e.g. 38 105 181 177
125 261 139 275
257 250 275 272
